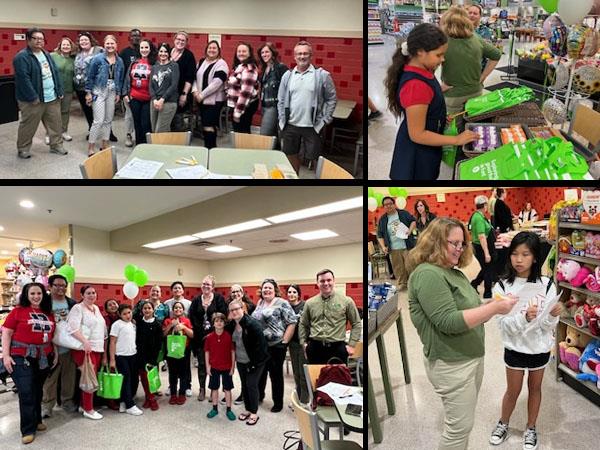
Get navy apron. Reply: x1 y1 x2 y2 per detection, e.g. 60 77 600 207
389 70 447 180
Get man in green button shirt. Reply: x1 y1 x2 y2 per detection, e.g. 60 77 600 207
299 269 362 364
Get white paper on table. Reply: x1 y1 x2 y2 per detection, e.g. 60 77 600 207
316 382 362 405
115 157 163 179
395 221 409 239
204 172 253 179
523 291 561 333
166 165 209 179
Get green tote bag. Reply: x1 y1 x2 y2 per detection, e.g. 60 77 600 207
146 364 162 393
167 332 186 359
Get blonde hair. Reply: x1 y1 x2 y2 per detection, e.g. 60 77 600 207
104 34 118 44
441 6 474 39
406 217 473 274
174 31 189 42
203 274 215 287
53 37 76 56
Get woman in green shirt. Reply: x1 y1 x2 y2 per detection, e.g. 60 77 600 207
407 217 515 450
469 195 495 299
440 6 501 115
50 37 75 141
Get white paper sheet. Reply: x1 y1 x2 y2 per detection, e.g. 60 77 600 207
166 165 210 179
523 291 561 333
395 221 409 239
316 382 362 405
115 157 163 179
204 172 253 179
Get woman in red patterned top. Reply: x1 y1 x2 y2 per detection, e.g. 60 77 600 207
1 282 57 445
123 39 156 145
226 42 259 134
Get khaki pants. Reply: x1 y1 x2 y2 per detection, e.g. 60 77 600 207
444 90 482 116
59 93 73 133
389 249 409 287
17 98 63 152
42 351 77 412
424 356 484 450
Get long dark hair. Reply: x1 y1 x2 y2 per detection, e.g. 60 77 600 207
503 231 542 284
384 23 447 118
138 39 157 65
233 42 257 68
19 282 52 313
257 42 280 72
414 199 431 217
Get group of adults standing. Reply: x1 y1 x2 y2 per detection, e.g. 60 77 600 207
0 268 361 445
13 27 338 175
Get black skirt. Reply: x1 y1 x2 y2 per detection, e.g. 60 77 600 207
504 348 550 370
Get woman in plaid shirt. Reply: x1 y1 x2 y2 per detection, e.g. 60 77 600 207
226 42 259 133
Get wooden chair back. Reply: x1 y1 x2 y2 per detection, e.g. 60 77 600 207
146 131 192 145
232 132 276 150
291 391 321 450
79 146 117 179
316 156 354 179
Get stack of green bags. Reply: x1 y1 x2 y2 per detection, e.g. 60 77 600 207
458 137 592 180
465 87 535 117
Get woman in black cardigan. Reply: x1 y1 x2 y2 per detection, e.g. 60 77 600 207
225 299 269 425
170 31 196 131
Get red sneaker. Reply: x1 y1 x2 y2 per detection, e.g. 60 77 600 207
107 400 119 411
150 399 159 411
177 395 186 405
169 396 178 405
142 399 152 409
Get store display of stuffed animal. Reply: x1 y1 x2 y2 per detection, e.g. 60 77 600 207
572 265 592 287
559 325 593 371
575 339 600 387
585 232 600 259
557 259 581 283
588 305 600 336
564 292 587 318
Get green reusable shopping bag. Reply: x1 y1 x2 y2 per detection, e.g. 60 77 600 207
167 332 186 359
465 87 535 117
146 364 161 393
442 118 459 168
100 367 124 399
97 365 107 398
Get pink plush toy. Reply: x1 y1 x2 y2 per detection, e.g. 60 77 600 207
557 259 581 282
572 265 593 287
585 266 600 292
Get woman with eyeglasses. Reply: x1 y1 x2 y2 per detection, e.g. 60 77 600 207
227 284 255 316
225 299 268 425
285 284 309 405
251 278 297 413
406 217 516 450
469 195 496 300
189 275 227 402
169 31 196 131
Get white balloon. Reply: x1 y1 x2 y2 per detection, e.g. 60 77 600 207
367 197 378 212
558 0 593 25
395 197 407 209
123 281 139 300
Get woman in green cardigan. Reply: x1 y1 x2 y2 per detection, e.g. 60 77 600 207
407 217 516 450
50 37 76 141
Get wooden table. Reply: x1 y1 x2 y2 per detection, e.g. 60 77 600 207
113 144 209 179
367 306 411 444
332 388 363 433
209 148 298 178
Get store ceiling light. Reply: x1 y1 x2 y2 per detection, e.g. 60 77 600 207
290 229 339 241
0 225 4 231
266 196 363 224
20 200 35 208
142 235 198 249
15 243 24 247
193 219 271 239
205 245 242 253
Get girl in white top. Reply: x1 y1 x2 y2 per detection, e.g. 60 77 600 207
67 285 107 420
109 304 142 416
489 232 561 450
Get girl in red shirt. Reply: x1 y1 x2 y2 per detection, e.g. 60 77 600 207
123 39 156 145
384 23 479 180
162 301 193 405
1 283 57 445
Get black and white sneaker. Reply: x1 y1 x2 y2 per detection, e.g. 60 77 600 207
489 421 509 445
523 427 538 450
234 395 244 405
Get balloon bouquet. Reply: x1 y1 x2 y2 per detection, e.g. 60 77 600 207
12 246 75 296
367 187 408 212
122 264 149 304
539 0 600 125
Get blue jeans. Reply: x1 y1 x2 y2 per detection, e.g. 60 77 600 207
11 356 50 436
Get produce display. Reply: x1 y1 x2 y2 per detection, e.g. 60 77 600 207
500 125 528 144
471 125 499 152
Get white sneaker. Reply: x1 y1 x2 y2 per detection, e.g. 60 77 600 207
193 357 199 368
82 409 103 420
119 402 126 413
45 136 50 145
126 405 143 416
62 133 73 141
490 421 509 445
185 389 192 397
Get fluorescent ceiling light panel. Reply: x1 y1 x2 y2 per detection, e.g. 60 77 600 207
0 225 4 231
266 196 362 224
290 229 339 241
205 245 242 253
193 219 271 239
20 200 35 208
143 235 198 249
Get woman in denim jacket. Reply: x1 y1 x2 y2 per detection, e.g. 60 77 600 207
84 34 124 156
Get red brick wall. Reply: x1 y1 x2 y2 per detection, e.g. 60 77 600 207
72 281 363 312
368 188 572 234
0 28 363 124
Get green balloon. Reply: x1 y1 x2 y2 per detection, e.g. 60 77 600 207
397 188 408 198
388 187 398 196
133 269 149 287
368 187 374 197
538 0 558 13
124 264 138 282
374 192 384 207
58 264 75 284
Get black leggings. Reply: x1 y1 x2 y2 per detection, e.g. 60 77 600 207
472 243 494 298
258 343 287 409
129 98 151 145
76 90 94 129
237 361 265 414
167 349 191 396
232 100 259 134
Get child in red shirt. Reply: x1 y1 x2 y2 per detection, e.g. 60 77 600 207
162 301 193 405
204 313 235 420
